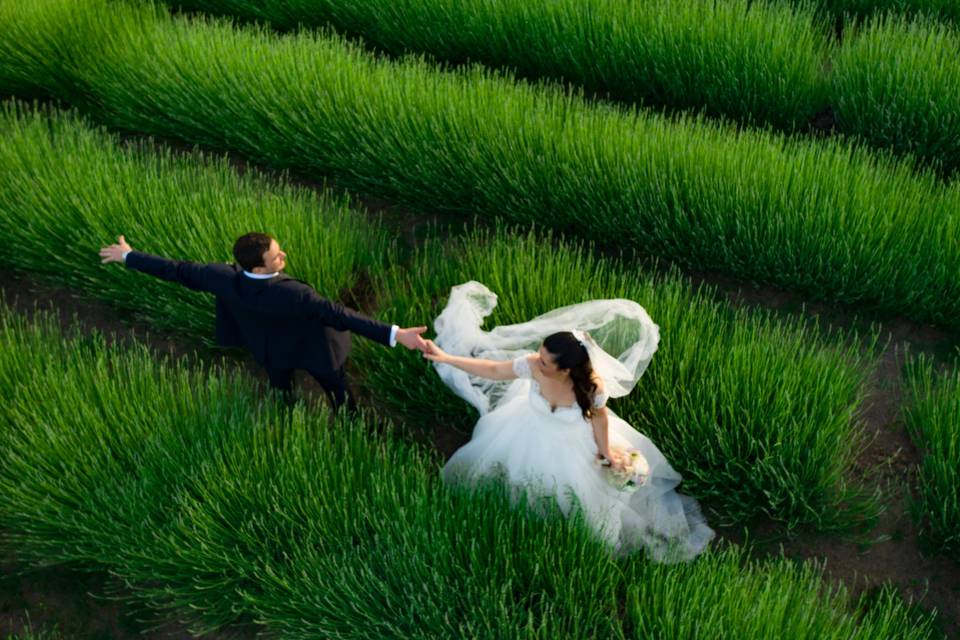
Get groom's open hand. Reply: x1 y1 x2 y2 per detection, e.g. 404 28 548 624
396 326 429 351
99 235 132 264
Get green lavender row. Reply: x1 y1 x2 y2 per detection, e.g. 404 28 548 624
0 103 878 530
169 0 960 175
0 307 937 638
168 0 830 131
833 14 960 175
813 0 960 23
355 227 879 531
0 102 387 341
2 0 959 330
903 357 960 561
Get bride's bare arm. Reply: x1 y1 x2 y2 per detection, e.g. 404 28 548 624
591 408 613 460
421 340 518 381
589 379 624 469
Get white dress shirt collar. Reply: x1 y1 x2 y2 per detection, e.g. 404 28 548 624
243 270 281 279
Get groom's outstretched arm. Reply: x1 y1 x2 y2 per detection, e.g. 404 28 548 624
296 286 426 350
99 235 213 293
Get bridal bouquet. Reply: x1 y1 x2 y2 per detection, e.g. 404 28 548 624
596 448 649 492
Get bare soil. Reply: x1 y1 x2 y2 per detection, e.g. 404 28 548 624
0 553 256 639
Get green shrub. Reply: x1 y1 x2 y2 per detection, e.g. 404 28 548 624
168 0 831 131
903 356 960 561
834 14 960 176
816 0 960 24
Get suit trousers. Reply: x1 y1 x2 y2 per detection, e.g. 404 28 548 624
266 365 358 413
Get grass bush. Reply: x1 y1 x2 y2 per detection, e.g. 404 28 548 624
167 0 960 177
833 14 960 176
815 0 960 24
355 226 880 531
0 305 938 638
624 556 940 638
903 356 960 561
167 0 831 131
2 0 960 330
0 101 387 341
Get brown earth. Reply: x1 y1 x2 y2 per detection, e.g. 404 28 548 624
0 552 257 639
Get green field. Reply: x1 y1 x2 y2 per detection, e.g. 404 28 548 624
0 0 957 636
0 306 937 637
166 0 960 175
2 0 960 331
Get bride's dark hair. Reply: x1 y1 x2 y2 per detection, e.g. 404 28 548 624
543 331 597 419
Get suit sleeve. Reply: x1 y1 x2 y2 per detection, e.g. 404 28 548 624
298 288 393 347
124 251 214 293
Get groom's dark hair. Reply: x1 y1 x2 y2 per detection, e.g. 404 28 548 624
233 232 274 270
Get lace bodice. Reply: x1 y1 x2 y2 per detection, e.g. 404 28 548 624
512 355 608 416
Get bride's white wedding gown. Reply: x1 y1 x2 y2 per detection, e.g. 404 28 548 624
433 282 714 563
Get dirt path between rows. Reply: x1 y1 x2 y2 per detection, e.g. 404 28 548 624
702 276 960 638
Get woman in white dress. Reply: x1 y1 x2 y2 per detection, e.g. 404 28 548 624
422 282 714 562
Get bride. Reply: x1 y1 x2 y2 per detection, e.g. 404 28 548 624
422 282 714 562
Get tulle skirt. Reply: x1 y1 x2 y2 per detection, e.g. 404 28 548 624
442 393 715 563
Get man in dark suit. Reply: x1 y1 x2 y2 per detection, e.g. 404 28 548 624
99 232 428 412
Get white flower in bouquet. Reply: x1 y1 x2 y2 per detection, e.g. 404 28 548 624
595 448 649 492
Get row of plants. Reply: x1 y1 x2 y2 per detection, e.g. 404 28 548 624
0 102 878 531
833 14 960 175
2 0 959 332
811 0 960 23
0 302 938 638
903 357 960 562
166 0 960 174
168 0 830 131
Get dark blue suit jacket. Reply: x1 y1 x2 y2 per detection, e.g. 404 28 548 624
125 251 392 372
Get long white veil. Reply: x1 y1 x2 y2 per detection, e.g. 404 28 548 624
432 281 660 414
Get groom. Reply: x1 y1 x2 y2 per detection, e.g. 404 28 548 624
99 232 428 411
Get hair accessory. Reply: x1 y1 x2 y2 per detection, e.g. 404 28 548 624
572 329 586 348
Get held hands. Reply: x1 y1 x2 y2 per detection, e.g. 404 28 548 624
420 339 449 364
396 326 429 351
99 235 132 264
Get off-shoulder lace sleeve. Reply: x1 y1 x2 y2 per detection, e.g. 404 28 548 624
512 354 534 379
